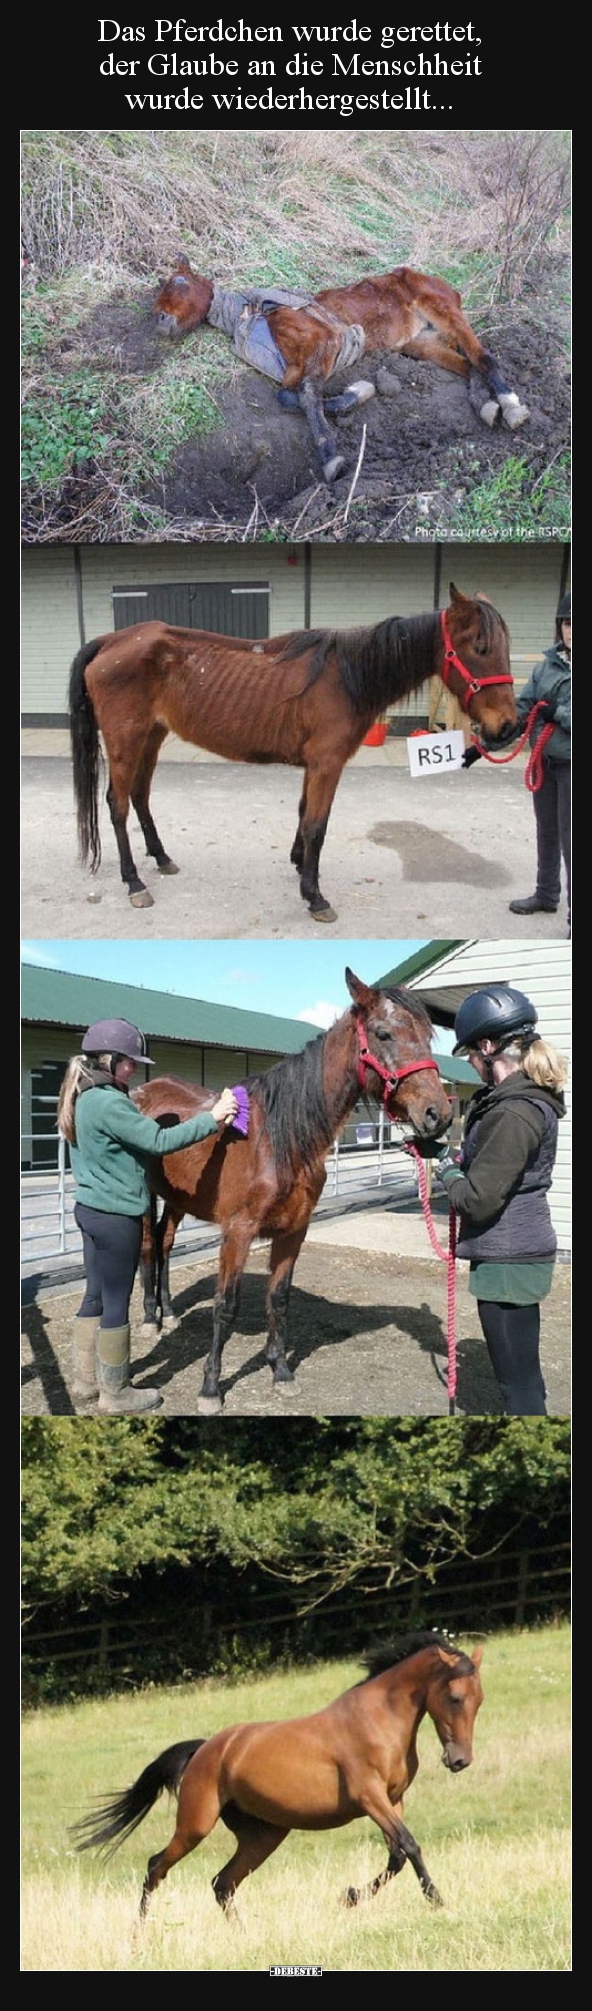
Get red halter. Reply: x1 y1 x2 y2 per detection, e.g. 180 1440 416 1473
440 609 514 712
355 1014 440 1112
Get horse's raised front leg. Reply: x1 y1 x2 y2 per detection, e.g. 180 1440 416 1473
130 723 180 879
265 1228 308 1387
357 1788 444 1907
197 1217 255 1415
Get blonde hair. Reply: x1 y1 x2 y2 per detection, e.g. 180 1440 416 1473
57 1052 113 1143
504 1035 568 1092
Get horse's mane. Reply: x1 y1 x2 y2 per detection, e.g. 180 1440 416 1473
246 985 434 1183
277 612 439 718
361 1631 473 1679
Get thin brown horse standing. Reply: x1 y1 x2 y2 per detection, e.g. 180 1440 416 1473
70 1633 484 1923
136 970 452 1414
154 255 529 482
68 584 517 924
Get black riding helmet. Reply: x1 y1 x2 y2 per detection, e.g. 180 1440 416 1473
555 591 571 640
452 985 538 1056
81 1018 154 1066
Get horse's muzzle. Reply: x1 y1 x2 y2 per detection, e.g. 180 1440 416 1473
442 1748 470 1772
157 312 179 336
480 718 518 749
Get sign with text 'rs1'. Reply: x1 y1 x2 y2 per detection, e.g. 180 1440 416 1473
406 730 465 777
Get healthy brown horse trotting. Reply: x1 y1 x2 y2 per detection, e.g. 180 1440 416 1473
135 970 452 1413
68 584 517 924
153 254 529 481
70 1632 484 1923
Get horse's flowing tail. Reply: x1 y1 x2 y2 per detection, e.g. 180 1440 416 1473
68 639 104 871
69 1739 204 1857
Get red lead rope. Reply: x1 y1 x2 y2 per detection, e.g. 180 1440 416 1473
404 1143 458 1415
471 700 555 792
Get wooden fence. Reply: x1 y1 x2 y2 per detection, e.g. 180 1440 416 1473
22 1538 570 1697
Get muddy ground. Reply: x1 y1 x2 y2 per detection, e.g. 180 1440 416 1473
22 1239 571 1421
21 283 570 542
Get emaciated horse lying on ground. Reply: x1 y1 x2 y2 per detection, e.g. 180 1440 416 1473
71 1633 484 1924
154 254 529 481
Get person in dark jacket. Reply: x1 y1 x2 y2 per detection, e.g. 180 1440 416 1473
57 1018 239 1415
428 985 567 1416
508 590 571 927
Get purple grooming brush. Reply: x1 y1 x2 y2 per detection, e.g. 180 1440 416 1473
230 1084 250 1136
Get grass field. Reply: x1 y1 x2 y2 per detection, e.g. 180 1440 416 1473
21 1622 571 1971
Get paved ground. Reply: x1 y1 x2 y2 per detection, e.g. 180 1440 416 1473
21 732 569 942
21 1195 571 1421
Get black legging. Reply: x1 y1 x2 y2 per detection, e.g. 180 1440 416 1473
477 1300 547 1416
75 1201 143 1330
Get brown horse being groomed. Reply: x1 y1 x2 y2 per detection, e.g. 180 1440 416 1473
154 255 529 482
68 584 517 925
71 1633 484 1924
136 969 452 1414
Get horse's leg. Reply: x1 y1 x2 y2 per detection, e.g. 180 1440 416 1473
130 723 180 878
139 1199 161 1336
264 1229 307 1386
345 1800 409 1908
156 1206 180 1332
294 377 346 484
357 1788 444 1907
290 777 308 875
298 758 344 923
211 1812 289 1917
403 318 529 428
139 1791 221 1921
105 746 155 908
197 1217 254 1415
279 383 375 417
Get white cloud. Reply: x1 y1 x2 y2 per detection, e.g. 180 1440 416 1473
297 1000 340 1029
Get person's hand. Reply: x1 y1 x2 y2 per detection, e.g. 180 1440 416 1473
433 1149 460 1184
212 1087 239 1125
462 745 483 769
536 700 555 722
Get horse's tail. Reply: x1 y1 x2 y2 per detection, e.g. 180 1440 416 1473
68 639 105 871
69 1739 204 1857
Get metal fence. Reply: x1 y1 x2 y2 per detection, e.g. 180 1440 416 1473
21 1111 420 1280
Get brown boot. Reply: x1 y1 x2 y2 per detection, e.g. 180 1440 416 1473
96 1326 163 1414
71 1316 99 1402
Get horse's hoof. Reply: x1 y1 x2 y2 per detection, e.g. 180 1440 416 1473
161 1314 178 1332
499 394 529 429
139 1320 160 1339
348 379 375 405
309 902 337 925
426 1885 444 1908
197 1394 224 1415
344 1887 360 1909
323 456 346 484
157 859 180 876
272 1366 295 1388
129 888 154 908
479 399 500 427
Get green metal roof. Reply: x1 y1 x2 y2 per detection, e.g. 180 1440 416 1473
21 964 313 1057
21 961 474 1085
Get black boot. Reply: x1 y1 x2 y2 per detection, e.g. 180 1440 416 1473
509 895 558 914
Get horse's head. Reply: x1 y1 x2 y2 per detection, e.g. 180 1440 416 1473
426 1642 484 1772
345 969 452 1142
443 584 517 746
154 257 214 335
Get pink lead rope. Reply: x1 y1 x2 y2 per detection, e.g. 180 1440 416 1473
404 1142 458 1415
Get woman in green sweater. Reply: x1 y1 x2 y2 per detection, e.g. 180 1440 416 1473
57 1017 238 1414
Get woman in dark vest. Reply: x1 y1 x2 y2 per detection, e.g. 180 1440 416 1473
57 1018 238 1415
428 985 567 1415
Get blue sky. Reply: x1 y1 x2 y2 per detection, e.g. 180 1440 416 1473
21 937 432 1030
